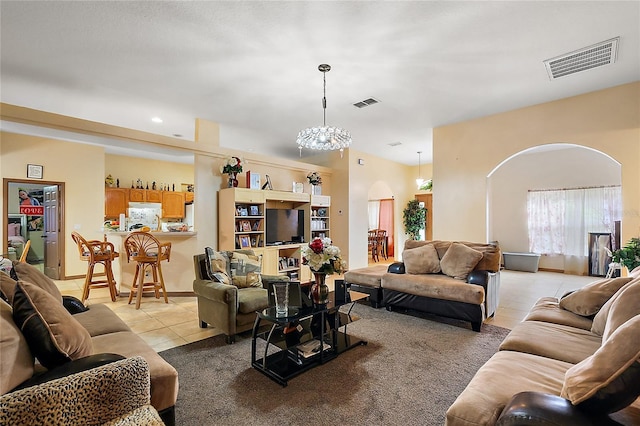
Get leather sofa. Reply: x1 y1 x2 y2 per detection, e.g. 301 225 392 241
0 262 178 426
0 356 164 425
446 274 640 425
381 240 501 331
193 248 288 344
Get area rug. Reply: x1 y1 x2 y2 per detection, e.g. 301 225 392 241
159 303 511 426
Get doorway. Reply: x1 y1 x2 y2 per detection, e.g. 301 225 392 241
3 179 64 279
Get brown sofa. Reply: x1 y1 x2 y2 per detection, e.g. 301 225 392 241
446 275 640 425
380 240 501 331
0 262 178 426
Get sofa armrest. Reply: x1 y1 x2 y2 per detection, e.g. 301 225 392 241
387 262 405 274
496 392 621 426
467 270 489 289
0 356 153 425
62 295 89 314
262 275 290 285
193 278 237 304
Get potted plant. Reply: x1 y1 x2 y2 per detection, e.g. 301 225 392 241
403 199 426 240
612 237 640 272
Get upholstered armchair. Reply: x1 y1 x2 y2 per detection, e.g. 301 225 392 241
193 251 288 343
0 356 164 425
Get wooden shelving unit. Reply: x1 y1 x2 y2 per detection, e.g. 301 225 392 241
310 195 330 240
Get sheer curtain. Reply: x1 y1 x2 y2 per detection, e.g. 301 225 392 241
527 186 621 274
368 201 380 230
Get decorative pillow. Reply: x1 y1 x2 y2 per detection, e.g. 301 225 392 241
0 271 17 304
403 244 441 274
11 261 63 303
559 277 632 317
439 242 483 280
7 223 20 237
0 299 34 394
229 252 263 288
630 265 640 279
602 278 640 338
205 250 232 285
561 315 640 414
592 278 640 335
12 280 92 369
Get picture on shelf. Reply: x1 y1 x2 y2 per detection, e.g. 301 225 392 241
238 207 248 216
239 235 251 248
247 171 261 190
250 205 260 216
240 220 252 232
252 220 261 231
251 236 257 247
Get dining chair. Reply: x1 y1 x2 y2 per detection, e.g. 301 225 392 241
71 231 119 302
124 232 171 309
368 229 380 262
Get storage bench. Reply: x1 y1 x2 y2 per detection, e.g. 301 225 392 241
344 264 389 308
503 252 541 272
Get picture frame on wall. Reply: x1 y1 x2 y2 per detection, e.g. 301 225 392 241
27 164 43 179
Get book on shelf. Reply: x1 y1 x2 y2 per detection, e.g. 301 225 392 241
296 339 332 359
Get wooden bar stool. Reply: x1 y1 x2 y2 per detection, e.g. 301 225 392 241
71 231 119 303
124 232 171 309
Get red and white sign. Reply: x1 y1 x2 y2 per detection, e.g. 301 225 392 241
20 205 44 216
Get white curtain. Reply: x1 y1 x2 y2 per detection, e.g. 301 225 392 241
368 201 380 230
527 186 621 273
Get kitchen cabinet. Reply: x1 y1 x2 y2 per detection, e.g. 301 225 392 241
146 190 162 203
105 188 128 218
162 191 185 218
129 188 146 202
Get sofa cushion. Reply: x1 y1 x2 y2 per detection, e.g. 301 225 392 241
592 277 640 336
602 278 640 338
0 271 17 304
403 243 441 274
344 264 388 289
561 315 640 414
382 272 484 305
0 299 34 394
440 242 483 280
229 251 262 288
12 280 92 369
237 287 269 314
11 261 63 304
524 297 593 330
559 277 632 317
71 304 132 337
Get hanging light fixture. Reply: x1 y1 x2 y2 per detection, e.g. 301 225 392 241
296 64 352 157
416 151 425 188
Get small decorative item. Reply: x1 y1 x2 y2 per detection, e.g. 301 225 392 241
220 156 244 188
307 171 322 195
246 171 261 189
261 175 273 190
105 174 115 187
301 237 346 305
293 182 304 193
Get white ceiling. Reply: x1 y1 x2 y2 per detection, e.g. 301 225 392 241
1 1 638 166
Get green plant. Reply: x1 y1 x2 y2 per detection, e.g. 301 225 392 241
612 238 640 271
419 179 432 191
403 199 426 240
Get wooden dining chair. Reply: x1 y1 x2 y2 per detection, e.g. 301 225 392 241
368 229 380 262
71 231 119 303
124 232 171 309
376 229 388 260
18 240 31 263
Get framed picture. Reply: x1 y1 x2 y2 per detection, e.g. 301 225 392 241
239 207 248 216
240 220 252 232
250 205 259 216
27 164 43 179
252 220 261 231
261 174 273 190
239 235 251 248
292 182 303 193
247 171 261 190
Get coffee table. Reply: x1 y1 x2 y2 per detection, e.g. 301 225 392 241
251 289 368 386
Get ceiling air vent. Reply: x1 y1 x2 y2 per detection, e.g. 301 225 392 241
353 98 380 108
544 37 619 80
388 142 402 147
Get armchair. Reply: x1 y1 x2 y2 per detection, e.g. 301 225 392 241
193 251 288 343
0 356 164 425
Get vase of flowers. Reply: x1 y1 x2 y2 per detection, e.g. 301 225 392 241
220 156 244 188
307 171 322 195
301 237 346 305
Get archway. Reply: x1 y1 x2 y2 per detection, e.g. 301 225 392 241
487 143 621 274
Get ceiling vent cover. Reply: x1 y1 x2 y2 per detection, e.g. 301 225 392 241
544 37 619 80
353 98 379 108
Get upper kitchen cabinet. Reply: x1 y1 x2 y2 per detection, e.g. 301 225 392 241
162 191 185 218
129 188 146 202
105 188 128 218
129 188 162 202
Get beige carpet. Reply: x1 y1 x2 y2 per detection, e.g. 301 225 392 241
160 302 510 426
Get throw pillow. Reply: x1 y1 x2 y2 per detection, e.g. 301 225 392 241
592 277 640 336
559 277 632 317
0 271 17 304
229 251 263 288
439 242 483 280
205 250 232 285
561 314 640 414
602 277 640 338
403 244 441 274
11 261 63 303
12 280 92 369
0 299 34 394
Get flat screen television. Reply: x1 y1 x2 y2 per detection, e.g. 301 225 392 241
265 209 305 245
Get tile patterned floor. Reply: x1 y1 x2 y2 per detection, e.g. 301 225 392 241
54 268 595 353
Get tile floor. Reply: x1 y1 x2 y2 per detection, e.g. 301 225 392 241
54 267 595 353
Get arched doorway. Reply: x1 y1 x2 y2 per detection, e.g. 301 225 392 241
368 181 395 263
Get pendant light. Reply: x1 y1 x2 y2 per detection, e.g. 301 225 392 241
416 151 425 188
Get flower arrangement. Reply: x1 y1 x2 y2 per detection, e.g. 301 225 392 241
306 171 322 186
220 156 244 174
301 237 346 274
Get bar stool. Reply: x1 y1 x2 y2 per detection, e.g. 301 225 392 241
71 231 119 303
124 232 171 309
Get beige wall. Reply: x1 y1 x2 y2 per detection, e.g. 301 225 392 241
105 154 194 191
433 82 640 249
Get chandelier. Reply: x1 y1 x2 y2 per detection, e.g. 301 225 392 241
296 64 352 157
